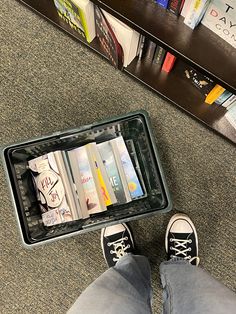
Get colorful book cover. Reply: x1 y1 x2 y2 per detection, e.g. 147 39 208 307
28 153 74 226
168 0 185 16
70 146 106 214
205 84 226 104
87 143 116 207
53 0 96 43
183 66 215 96
161 52 177 73
215 90 233 105
156 0 169 9
94 6 124 69
184 0 211 29
111 137 144 199
201 0 236 48
97 141 130 204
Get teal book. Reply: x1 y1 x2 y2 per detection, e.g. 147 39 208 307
97 141 131 204
110 137 144 199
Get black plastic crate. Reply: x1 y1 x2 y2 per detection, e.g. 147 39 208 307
2 110 172 247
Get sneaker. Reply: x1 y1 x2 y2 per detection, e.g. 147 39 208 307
165 213 200 266
101 223 135 267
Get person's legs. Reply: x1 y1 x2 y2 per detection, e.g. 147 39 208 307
160 213 236 314
67 224 152 314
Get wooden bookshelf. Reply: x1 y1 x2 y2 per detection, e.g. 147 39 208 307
17 0 236 144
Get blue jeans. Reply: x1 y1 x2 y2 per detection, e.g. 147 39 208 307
68 255 236 314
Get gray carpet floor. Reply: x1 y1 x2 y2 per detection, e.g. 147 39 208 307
0 1 235 313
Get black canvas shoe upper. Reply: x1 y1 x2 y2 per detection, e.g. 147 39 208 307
166 214 200 266
101 223 134 267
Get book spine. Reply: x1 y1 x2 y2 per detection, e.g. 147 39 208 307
90 143 117 205
181 0 191 17
153 46 166 65
156 0 169 9
144 40 157 62
161 52 176 73
66 151 89 219
138 36 146 61
222 94 236 108
184 0 210 29
205 84 226 105
53 151 79 220
168 0 185 16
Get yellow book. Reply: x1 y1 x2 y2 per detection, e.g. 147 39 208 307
87 143 117 207
205 84 225 105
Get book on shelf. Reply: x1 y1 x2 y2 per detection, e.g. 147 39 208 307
205 84 226 104
156 0 170 9
28 152 79 226
53 0 96 43
184 0 211 29
222 94 236 108
181 0 191 17
201 0 236 48
110 137 144 199
97 141 132 204
168 0 185 16
215 90 233 105
143 40 157 62
153 46 166 65
225 103 236 129
101 9 140 67
94 6 124 70
161 52 177 73
183 66 215 96
138 35 146 61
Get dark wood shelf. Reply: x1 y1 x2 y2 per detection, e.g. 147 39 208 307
17 0 236 143
95 0 236 94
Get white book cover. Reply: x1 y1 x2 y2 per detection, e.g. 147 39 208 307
225 102 236 128
53 151 80 220
110 137 144 199
222 94 236 107
181 0 191 17
102 9 140 67
184 0 211 29
201 0 236 48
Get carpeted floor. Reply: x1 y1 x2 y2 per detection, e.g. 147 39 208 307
0 1 235 313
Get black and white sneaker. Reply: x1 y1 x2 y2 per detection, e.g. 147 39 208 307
165 213 200 266
101 223 135 267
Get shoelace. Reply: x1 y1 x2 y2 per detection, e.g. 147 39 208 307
170 238 200 266
107 237 130 262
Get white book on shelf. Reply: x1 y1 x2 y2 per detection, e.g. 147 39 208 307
181 0 191 17
222 94 236 108
225 103 236 129
184 0 211 29
101 9 140 67
201 0 236 48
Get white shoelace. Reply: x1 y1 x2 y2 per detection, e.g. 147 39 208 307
170 238 200 266
108 237 130 262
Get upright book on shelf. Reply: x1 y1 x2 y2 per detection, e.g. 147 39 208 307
53 0 96 42
184 0 211 29
168 0 185 16
201 0 236 48
94 6 124 69
101 9 140 67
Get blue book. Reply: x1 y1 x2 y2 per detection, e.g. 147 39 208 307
156 0 169 9
110 137 144 199
215 90 232 105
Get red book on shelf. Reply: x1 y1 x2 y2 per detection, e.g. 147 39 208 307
161 52 176 73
